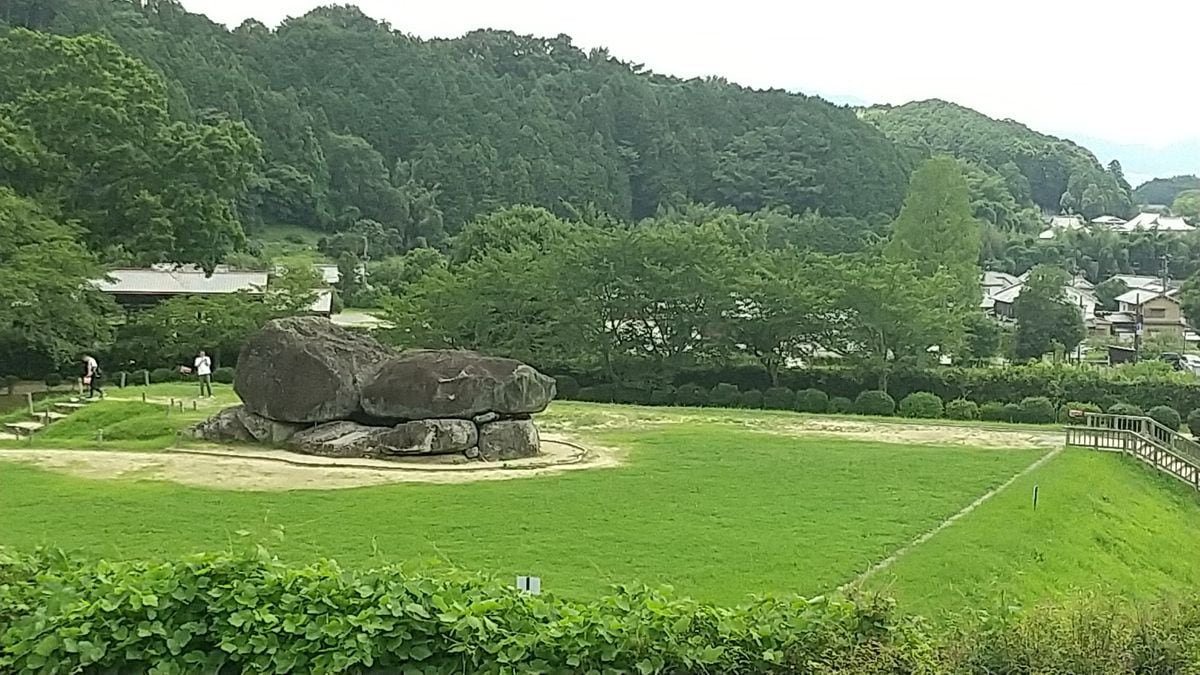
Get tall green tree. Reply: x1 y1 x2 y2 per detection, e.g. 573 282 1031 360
0 188 117 369
885 156 982 304
1012 265 1085 360
1172 190 1200 224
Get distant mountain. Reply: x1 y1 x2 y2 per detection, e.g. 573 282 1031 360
861 100 1133 217
1132 176 1200 207
1062 134 1200 189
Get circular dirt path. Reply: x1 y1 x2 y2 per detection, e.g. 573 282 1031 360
0 436 620 491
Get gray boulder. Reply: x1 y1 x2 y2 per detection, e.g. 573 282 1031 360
374 419 477 456
289 421 384 458
189 406 253 444
477 419 540 461
236 409 306 445
234 317 391 424
361 350 555 420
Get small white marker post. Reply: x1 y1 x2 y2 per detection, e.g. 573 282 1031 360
516 576 542 595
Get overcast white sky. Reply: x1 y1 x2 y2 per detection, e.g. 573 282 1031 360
184 0 1199 149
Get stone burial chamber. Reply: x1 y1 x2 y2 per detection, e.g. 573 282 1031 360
190 317 556 463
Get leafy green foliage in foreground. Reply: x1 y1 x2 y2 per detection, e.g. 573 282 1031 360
6 550 1200 674
0 549 925 674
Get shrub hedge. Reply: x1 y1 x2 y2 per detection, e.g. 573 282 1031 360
150 367 179 384
1059 402 1102 424
1148 405 1182 431
8 551 1200 674
945 399 979 420
738 389 763 409
212 367 236 385
1189 409 1200 437
854 390 896 417
0 550 925 674
675 383 707 407
552 374 580 399
979 402 1007 422
794 388 830 414
829 396 855 414
899 392 943 419
708 383 740 408
1016 397 1057 424
762 387 795 410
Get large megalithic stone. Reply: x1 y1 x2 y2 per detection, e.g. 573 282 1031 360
360 349 556 420
234 317 391 424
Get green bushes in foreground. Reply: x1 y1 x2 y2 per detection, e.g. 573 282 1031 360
6 551 1200 674
1149 405 1183 431
0 550 923 674
899 392 944 419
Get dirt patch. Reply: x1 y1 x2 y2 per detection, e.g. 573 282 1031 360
763 419 1062 450
0 434 622 491
542 407 1063 450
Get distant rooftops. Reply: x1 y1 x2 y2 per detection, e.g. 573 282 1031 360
93 265 267 295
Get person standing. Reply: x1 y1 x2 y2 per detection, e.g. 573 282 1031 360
82 354 104 399
194 350 213 398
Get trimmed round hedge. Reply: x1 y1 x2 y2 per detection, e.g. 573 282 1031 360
762 387 795 410
794 388 829 414
854 390 896 417
829 396 855 414
1148 405 1182 431
1016 397 1056 424
899 392 943 419
945 399 979 420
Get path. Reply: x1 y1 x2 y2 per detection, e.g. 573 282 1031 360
0 436 620 491
845 446 1065 589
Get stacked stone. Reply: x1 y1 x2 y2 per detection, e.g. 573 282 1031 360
191 318 555 463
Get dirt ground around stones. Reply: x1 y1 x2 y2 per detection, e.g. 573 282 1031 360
0 435 623 491
0 409 1062 491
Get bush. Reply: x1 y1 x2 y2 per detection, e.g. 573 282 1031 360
151 367 181 383
212 367 236 385
1058 401 1101 424
1189 409 1200 437
945 399 980 420
553 374 580 399
794 388 830 414
1015 397 1056 424
829 396 855 414
737 389 764 409
130 369 150 386
3 374 19 394
1107 402 1144 417
43 372 63 388
0 550 928 674
674 383 707 407
854 390 896 416
762 387 795 410
575 385 614 403
1002 403 1021 422
708 383 740 408
1148 405 1182 431
979 402 1008 422
898 392 944 419
649 387 675 407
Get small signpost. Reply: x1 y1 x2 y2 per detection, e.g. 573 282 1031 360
1032 484 1040 510
516 576 542 595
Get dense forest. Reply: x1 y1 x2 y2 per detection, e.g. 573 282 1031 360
3 0 1197 382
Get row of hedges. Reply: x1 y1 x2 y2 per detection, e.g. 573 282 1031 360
0 550 923 674
558 378 1200 432
7 550 1200 674
550 362 1200 416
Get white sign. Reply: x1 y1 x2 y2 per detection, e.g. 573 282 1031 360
516 575 541 595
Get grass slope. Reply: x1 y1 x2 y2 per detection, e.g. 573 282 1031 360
868 449 1200 615
0 425 1038 604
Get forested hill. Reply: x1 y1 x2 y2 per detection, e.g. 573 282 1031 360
862 100 1133 219
3 0 916 240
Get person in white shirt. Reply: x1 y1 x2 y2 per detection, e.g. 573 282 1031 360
82 354 104 399
194 350 213 398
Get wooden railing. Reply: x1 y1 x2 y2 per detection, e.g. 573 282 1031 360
1066 413 1200 489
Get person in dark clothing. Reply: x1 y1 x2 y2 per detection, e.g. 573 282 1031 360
82 354 104 399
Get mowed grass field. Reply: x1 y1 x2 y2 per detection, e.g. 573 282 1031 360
3 384 1200 613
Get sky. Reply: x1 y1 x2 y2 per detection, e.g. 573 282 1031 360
183 0 1200 178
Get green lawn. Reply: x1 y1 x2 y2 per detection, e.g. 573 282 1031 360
3 387 1200 612
0 423 1040 605
868 449 1200 615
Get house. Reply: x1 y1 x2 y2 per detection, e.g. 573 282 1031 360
980 270 1021 310
1091 215 1127 228
1108 274 1176 291
1114 212 1195 233
1038 214 1087 239
93 265 332 316
1108 287 1187 338
986 276 1097 322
